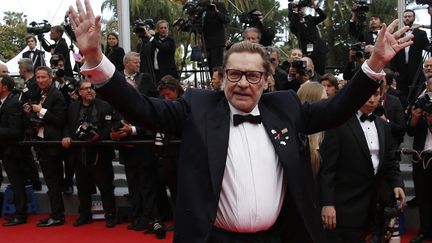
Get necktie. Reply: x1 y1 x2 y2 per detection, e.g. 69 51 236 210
360 113 375 122
233 114 262 126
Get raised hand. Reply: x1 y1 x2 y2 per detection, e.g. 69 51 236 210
68 0 103 68
367 19 413 72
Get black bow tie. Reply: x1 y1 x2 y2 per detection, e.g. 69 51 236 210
360 113 375 122
233 114 262 126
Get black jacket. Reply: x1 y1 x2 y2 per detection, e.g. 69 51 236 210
202 1 230 49
0 94 24 160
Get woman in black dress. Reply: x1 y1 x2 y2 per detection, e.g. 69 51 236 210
104 32 125 72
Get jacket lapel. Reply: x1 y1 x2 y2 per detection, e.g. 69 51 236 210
375 119 386 172
206 98 230 198
347 116 373 163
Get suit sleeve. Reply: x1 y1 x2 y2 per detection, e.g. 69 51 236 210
318 128 340 206
216 3 230 24
43 92 67 128
0 100 24 141
152 37 175 53
311 7 326 25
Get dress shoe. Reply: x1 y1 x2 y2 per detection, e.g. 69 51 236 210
36 217 65 227
3 217 26 227
73 215 92 227
105 214 116 228
410 233 431 243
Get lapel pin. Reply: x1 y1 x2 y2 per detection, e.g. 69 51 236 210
271 129 277 134
280 141 286 146
281 128 288 134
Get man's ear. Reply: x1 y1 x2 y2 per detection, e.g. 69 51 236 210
263 75 269 90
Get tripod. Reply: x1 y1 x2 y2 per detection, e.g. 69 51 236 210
179 21 210 88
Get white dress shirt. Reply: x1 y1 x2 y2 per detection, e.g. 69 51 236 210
214 103 286 233
356 112 380 174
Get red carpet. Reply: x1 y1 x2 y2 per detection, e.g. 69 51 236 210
1 215 431 243
1 214 173 243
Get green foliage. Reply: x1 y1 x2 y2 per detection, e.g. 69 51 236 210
0 11 28 62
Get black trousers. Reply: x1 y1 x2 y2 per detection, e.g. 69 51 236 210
206 46 224 77
3 149 27 219
35 145 65 219
21 145 40 184
121 147 158 221
325 228 366 243
208 226 282 243
75 156 115 216
413 162 432 237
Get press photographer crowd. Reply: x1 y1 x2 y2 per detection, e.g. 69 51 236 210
1 0 432 242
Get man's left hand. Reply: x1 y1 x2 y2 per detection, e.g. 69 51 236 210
394 187 406 209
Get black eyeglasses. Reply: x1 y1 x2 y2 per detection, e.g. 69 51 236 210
225 69 266 84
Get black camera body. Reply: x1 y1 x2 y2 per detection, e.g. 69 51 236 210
27 98 44 128
354 0 370 12
414 92 432 113
349 42 369 61
27 20 51 35
288 0 312 8
290 60 308 75
134 19 155 38
76 121 98 140
238 10 261 25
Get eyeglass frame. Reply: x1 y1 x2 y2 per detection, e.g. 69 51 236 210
224 69 267 84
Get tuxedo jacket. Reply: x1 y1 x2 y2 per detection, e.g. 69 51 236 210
202 1 230 49
383 93 406 147
22 49 45 69
349 22 376 45
0 94 24 160
318 115 403 228
41 37 73 77
96 69 381 243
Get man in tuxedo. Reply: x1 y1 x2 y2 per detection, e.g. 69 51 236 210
23 66 67 227
318 86 405 243
0 75 27 226
390 9 429 100
407 101 432 243
22 35 45 69
123 51 158 97
69 1 412 241
349 6 383 45
202 0 230 76
39 25 73 77
142 20 178 83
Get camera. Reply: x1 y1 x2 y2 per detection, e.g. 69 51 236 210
290 60 308 76
349 42 369 61
353 0 370 25
416 0 432 5
414 92 432 113
27 98 44 127
134 19 155 38
238 9 261 25
27 20 51 35
288 0 312 8
76 121 98 140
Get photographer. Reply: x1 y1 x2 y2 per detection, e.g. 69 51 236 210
349 2 383 45
202 0 230 76
142 20 178 83
38 25 73 77
343 43 368 81
268 47 289 91
50 54 79 105
246 10 275 47
242 27 261 44
61 80 117 228
288 0 327 75
407 91 432 243
23 66 67 227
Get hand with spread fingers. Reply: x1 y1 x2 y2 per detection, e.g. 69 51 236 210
68 0 103 68
367 19 414 72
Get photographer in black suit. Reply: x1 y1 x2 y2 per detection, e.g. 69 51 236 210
39 25 73 77
0 75 27 226
349 3 383 45
23 66 67 227
288 1 327 75
22 35 45 69
202 0 230 76
246 10 275 47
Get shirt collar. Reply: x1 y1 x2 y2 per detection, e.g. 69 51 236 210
228 102 260 117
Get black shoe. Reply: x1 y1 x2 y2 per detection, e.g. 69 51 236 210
105 214 116 228
410 234 429 243
63 186 74 195
144 220 166 239
3 217 26 226
36 217 65 227
73 215 92 227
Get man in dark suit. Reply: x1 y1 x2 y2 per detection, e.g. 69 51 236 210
122 51 158 97
23 66 67 227
390 9 429 100
69 1 412 241
142 20 178 83
318 86 405 243
349 4 383 46
288 1 327 75
407 104 432 243
202 0 230 76
22 35 45 69
39 25 73 77
0 75 27 226
62 80 116 228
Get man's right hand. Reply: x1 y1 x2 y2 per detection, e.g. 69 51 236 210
69 0 103 68
321 206 337 230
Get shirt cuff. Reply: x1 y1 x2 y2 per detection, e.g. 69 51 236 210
80 55 115 85
131 126 137 136
361 61 386 82
38 108 47 118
